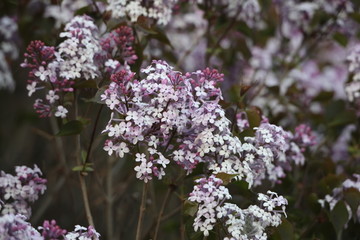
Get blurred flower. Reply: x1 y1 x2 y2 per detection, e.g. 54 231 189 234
0 214 42 240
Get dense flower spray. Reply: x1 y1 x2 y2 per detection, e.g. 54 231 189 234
0 16 18 91
21 15 137 119
107 0 179 25
188 176 288 239
0 165 47 218
101 60 301 238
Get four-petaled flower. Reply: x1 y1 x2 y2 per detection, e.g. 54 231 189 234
54 105 68 118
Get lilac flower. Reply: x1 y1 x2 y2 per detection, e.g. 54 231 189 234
102 61 244 181
64 225 100 240
39 220 67 240
58 15 100 80
293 124 317 149
0 165 47 218
215 115 316 187
0 214 43 240
189 176 231 236
22 15 137 119
346 43 360 103
0 16 18 91
107 0 179 25
54 106 68 119
188 176 288 239
99 26 137 66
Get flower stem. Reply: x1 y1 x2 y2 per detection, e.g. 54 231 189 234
74 90 95 227
136 182 148 240
106 156 114 239
153 187 172 240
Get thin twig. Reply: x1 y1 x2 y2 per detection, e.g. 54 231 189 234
135 182 148 240
82 104 103 171
153 187 173 240
106 156 115 239
74 91 95 227
180 184 185 240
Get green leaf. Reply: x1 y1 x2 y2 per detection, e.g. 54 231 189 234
72 165 84 172
56 120 84 136
328 111 357 127
72 163 94 172
330 200 349 240
81 150 87 163
246 108 261 129
343 188 360 218
184 200 198 217
276 218 295 240
333 32 348 47
215 172 238 185
75 6 93 15
349 13 360 24
74 79 97 89
148 27 173 48
313 91 334 102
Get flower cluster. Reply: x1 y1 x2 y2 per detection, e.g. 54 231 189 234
39 220 67 240
99 25 138 73
0 164 100 240
58 15 100 80
346 43 360 102
195 0 262 29
210 113 316 187
64 225 100 240
319 174 360 222
0 16 18 91
188 176 288 239
0 214 99 240
22 15 137 118
45 0 96 28
102 60 246 182
219 191 287 240
21 39 72 118
188 175 231 236
0 214 43 240
0 165 47 218
107 0 179 25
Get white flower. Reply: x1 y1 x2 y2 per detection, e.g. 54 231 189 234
104 141 118 156
105 59 120 69
117 142 129 158
34 66 49 81
46 90 59 104
135 153 146 162
54 105 68 118
26 82 37 96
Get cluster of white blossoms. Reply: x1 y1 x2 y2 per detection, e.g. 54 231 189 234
0 214 43 240
0 16 18 91
210 116 316 187
0 165 47 218
22 15 137 119
101 61 297 238
346 43 360 102
107 0 178 25
319 174 360 223
57 15 101 80
64 225 100 240
0 165 101 240
188 176 232 236
102 60 245 182
188 176 288 239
